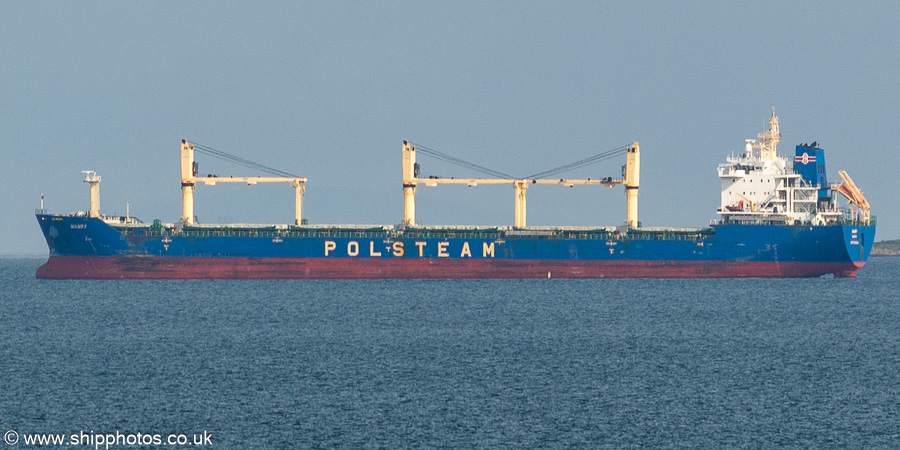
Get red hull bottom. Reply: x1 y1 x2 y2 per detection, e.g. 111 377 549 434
36 256 864 279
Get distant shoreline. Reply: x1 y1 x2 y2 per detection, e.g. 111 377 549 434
872 240 900 256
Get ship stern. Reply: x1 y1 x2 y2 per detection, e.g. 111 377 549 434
834 224 875 278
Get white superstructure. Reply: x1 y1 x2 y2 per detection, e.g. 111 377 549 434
716 108 847 226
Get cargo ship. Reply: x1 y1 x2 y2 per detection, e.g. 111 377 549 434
36 110 875 279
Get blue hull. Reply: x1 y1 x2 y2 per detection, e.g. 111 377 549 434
36 214 874 279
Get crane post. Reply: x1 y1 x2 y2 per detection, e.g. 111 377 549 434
624 142 640 228
514 179 528 228
181 139 196 224
402 141 417 226
293 180 305 225
82 171 101 218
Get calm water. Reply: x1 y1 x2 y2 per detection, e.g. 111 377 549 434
2 257 899 448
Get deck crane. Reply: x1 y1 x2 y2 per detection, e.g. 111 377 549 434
401 141 640 228
835 170 871 225
180 140 307 225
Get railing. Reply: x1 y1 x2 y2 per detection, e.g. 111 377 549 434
129 225 719 242
403 229 504 240
840 208 876 226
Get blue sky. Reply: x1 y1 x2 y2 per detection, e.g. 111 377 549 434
2 1 897 255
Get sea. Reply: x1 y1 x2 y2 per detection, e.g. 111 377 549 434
2 256 899 448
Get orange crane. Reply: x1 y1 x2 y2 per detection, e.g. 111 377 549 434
836 170 871 225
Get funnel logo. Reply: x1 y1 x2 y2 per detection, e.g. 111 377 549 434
794 152 816 165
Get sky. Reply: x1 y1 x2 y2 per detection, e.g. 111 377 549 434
2 1 898 255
